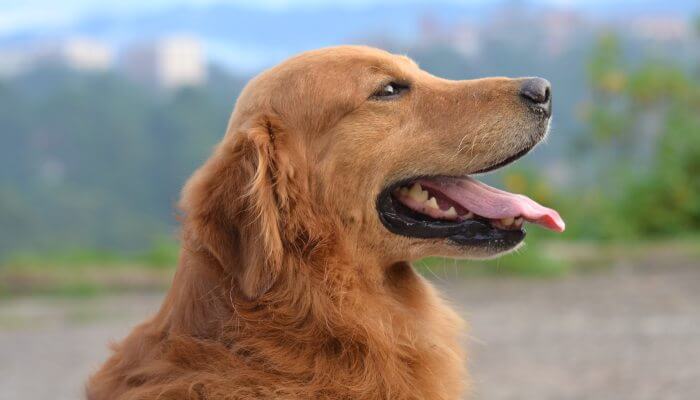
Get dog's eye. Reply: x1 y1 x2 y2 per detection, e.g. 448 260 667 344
371 82 408 99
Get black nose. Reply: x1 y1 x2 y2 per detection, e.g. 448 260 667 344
519 77 551 116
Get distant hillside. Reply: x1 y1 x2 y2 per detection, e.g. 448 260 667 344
0 67 244 256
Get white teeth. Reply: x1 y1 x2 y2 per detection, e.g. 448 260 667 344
425 197 439 209
408 183 429 202
514 217 524 227
397 183 480 221
501 217 514 226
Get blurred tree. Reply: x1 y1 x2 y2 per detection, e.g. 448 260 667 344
581 32 700 237
0 67 243 257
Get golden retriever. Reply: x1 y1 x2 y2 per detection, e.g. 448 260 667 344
87 45 564 400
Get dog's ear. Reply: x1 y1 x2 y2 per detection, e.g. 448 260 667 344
181 116 292 300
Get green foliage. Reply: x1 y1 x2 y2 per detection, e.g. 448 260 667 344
0 240 179 297
4 238 180 269
568 33 700 240
618 103 700 235
0 67 244 258
587 33 625 93
138 237 180 268
627 63 691 103
7 248 123 267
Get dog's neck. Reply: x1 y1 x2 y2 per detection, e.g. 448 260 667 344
147 234 465 398
159 233 413 336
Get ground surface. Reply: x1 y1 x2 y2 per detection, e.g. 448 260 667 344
1 257 699 400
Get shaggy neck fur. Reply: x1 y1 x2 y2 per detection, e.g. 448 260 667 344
87 230 466 400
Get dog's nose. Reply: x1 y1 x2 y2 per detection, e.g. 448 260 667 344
519 77 551 116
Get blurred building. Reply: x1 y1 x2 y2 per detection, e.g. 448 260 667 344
540 10 587 56
120 36 207 90
449 23 481 58
0 48 35 77
417 14 481 58
629 16 692 42
51 38 113 70
0 38 112 77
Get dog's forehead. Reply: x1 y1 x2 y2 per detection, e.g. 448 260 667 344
232 46 423 127
284 46 419 79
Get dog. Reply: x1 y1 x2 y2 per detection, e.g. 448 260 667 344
87 45 564 400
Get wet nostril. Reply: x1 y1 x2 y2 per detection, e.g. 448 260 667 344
520 77 551 105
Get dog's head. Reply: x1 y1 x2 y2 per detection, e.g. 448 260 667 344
181 46 564 299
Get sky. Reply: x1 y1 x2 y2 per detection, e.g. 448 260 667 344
0 0 656 35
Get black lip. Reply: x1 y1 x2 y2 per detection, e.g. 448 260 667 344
376 181 525 250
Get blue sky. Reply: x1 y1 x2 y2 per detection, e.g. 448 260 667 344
0 0 655 35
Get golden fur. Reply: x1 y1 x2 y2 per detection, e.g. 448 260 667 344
87 46 542 400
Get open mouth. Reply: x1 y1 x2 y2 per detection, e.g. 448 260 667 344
376 161 565 251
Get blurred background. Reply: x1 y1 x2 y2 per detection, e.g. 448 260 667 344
0 0 699 399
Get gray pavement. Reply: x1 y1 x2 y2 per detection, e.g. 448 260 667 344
2 259 699 400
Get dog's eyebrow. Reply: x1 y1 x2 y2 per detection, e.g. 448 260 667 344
367 64 412 84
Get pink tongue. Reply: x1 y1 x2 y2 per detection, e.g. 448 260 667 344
419 177 565 233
